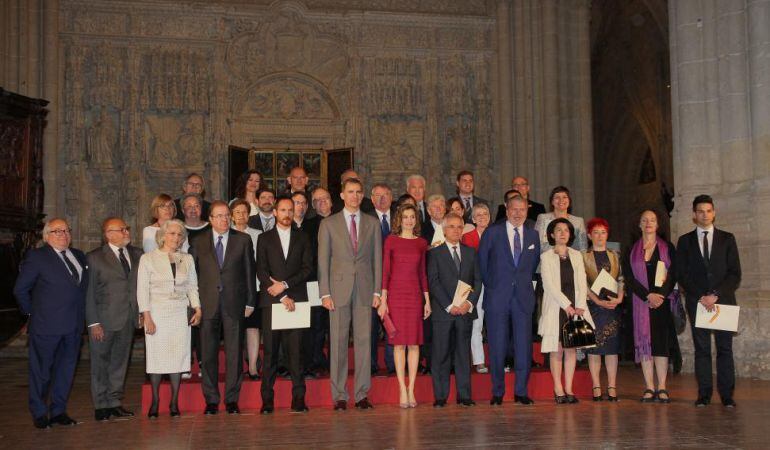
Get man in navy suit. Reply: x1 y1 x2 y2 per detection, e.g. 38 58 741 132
14 218 89 429
478 196 540 405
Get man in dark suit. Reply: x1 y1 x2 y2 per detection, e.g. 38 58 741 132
494 190 536 229
256 198 314 414
676 194 742 408
405 174 429 227
174 173 211 221
14 218 89 429
455 170 488 223
428 213 482 407
332 169 375 214
494 176 546 223
478 196 541 405
369 182 397 375
85 217 143 421
285 167 316 219
189 201 257 415
247 188 276 231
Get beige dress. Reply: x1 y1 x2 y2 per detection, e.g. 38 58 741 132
137 249 200 374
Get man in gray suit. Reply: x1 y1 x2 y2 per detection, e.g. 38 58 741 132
86 217 143 421
318 177 382 410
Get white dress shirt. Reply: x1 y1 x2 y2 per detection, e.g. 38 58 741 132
276 225 291 259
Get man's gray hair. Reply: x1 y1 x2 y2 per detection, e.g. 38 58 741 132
427 194 445 206
405 174 426 189
155 219 187 250
371 182 392 194
181 193 203 207
471 203 490 217
441 212 464 228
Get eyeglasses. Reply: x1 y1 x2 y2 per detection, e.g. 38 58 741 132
48 229 71 236
107 227 131 233
211 214 231 220
185 182 203 188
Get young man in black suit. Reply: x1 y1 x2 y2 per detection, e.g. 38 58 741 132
676 194 742 408
189 201 257 415
427 213 482 407
256 197 313 414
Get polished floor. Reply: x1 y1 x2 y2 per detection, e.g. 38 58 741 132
0 357 767 449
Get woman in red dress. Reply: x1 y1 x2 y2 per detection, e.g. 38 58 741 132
378 204 431 408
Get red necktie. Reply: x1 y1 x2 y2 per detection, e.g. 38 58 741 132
350 214 358 253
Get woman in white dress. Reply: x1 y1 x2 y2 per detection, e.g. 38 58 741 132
534 186 588 253
143 193 177 253
137 219 202 418
539 218 594 404
231 199 263 380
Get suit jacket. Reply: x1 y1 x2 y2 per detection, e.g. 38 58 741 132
460 195 488 223
676 228 741 306
189 229 257 319
427 243 482 321
255 226 313 307
477 222 540 315
317 210 382 307
14 244 89 335
247 214 274 232
85 244 143 331
495 199 546 223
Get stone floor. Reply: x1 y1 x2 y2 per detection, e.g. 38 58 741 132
0 357 768 449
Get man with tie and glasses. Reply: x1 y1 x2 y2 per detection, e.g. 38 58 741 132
14 218 89 429
85 218 143 421
676 194 742 408
478 196 540 406
189 201 257 415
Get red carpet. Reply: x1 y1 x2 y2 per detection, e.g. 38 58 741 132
142 344 590 413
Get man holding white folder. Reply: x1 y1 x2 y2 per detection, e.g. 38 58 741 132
676 195 742 408
256 197 313 414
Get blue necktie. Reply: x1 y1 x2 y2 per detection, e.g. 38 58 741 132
381 214 390 238
215 235 224 268
513 227 522 267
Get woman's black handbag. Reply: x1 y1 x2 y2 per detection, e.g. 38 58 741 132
561 315 597 349
670 290 687 335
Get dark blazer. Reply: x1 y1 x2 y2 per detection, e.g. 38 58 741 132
256 226 313 307
676 228 741 306
189 228 257 319
460 195 489 223
175 197 211 221
422 220 437 243
85 244 143 330
247 214 273 232
14 244 89 335
478 222 540 314
427 243 482 321
495 199 546 224
295 215 322 281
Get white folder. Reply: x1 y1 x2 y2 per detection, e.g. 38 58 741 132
271 303 311 330
654 261 667 287
590 269 619 298
306 281 321 307
695 303 739 332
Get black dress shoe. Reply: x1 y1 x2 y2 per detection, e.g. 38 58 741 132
334 400 347 411
433 399 447 408
226 403 240 414
291 399 309 413
147 403 159 419
355 398 373 409
722 398 736 408
695 396 710 407
514 395 534 405
260 404 274 415
304 370 318 380
33 416 50 429
169 404 180 418
50 413 79 426
110 406 134 417
457 399 476 407
204 403 219 415
565 394 579 404
95 408 111 421
489 396 503 406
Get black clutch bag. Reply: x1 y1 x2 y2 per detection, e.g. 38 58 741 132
561 315 597 349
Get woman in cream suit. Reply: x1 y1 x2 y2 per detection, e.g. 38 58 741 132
539 218 594 404
137 219 201 418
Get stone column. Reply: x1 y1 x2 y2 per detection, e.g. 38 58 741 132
669 0 770 379
496 0 515 188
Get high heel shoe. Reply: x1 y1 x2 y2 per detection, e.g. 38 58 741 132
606 386 618 402
592 386 603 402
147 403 159 419
565 394 579 404
169 404 180 418
554 392 568 404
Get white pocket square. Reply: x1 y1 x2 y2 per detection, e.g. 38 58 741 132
527 244 535 250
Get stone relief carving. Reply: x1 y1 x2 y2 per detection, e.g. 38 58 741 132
85 108 119 169
144 113 205 169
139 50 212 111
237 77 338 120
362 57 426 116
367 118 424 171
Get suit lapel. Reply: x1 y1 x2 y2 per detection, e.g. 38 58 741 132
47 245 79 286
337 213 356 257
222 230 239 270
284 228 295 263
102 245 127 279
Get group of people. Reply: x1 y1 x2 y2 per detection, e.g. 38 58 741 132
14 167 742 428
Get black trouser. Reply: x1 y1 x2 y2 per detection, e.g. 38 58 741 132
200 305 244 405
261 307 306 406
303 306 329 371
689 308 735 399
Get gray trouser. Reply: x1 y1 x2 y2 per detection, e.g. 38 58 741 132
329 302 372 402
89 320 134 409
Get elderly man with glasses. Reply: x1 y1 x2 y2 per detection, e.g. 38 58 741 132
14 218 90 429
